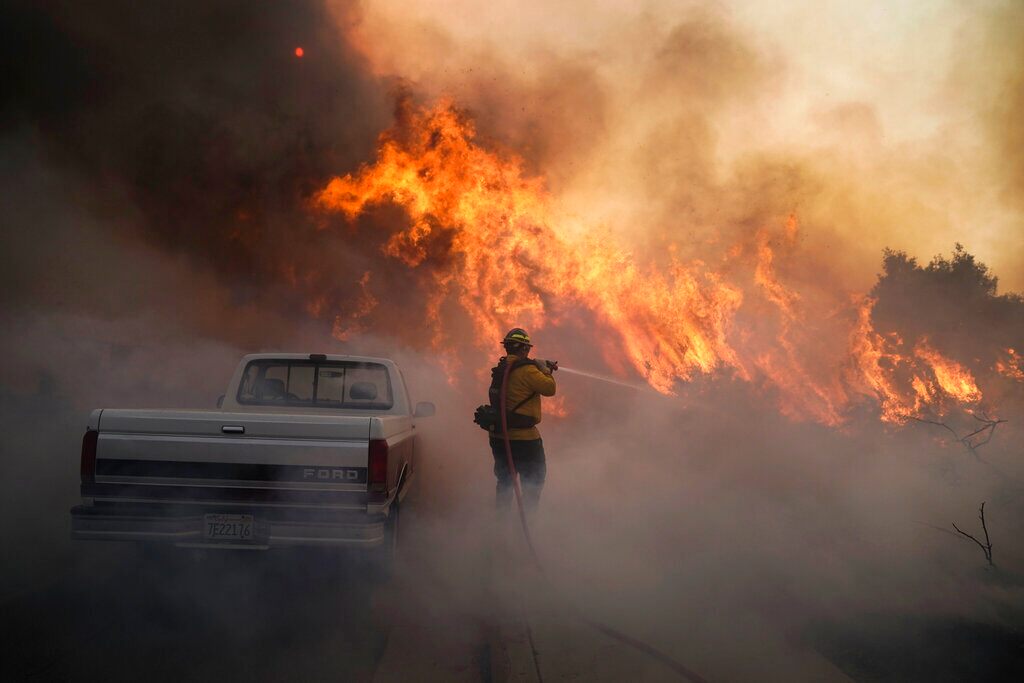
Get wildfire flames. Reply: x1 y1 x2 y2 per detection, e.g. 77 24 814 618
316 100 1007 426
997 348 1024 382
849 302 983 423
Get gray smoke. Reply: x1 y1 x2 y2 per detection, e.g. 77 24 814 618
2 2 1023 681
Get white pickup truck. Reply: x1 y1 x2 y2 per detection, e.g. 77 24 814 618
70 353 433 558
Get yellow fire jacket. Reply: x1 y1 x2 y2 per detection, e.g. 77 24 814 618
500 354 557 441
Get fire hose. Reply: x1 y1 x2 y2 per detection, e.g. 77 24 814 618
497 361 710 683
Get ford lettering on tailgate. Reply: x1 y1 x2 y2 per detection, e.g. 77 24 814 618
302 467 364 481
95 459 367 484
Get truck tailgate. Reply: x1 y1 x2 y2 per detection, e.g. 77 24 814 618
93 410 371 494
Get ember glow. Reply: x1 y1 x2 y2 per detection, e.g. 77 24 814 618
997 348 1024 382
315 100 1002 426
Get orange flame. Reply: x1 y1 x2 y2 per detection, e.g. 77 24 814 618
913 339 982 404
996 348 1024 381
751 219 848 425
315 100 990 425
849 299 984 422
316 100 743 393
849 298 919 423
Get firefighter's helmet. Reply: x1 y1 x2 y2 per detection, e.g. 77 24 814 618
502 328 533 347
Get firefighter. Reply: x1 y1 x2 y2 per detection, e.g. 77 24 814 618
489 327 557 512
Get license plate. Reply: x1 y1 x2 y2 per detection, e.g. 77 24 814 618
203 514 254 542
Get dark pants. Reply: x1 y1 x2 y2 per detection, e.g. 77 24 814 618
490 437 546 512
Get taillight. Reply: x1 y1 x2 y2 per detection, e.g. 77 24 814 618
368 439 388 494
81 429 98 484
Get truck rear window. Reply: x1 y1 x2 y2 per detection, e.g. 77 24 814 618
237 360 394 410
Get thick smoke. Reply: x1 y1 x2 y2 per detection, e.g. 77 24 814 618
2 0 402 341
2 1 1023 680
344 0 1024 291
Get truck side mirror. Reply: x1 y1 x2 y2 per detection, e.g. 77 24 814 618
216 395 225 409
413 401 435 418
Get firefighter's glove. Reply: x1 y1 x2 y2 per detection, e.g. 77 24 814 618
535 359 557 375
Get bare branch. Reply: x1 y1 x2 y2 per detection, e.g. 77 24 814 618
907 412 1006 462
951 502 994 567
951 522 988 552
961 424 993 441
979 502 993 558
909 416 959 439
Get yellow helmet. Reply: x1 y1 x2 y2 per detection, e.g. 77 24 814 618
502 327 533 347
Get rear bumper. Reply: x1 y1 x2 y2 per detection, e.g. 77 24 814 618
70 503 387 549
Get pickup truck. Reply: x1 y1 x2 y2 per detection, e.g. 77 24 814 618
70 353 434 559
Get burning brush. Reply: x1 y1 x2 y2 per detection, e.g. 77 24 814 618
313 100 1019 432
